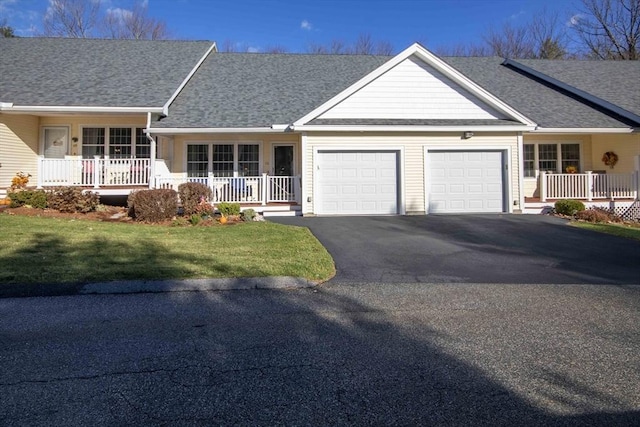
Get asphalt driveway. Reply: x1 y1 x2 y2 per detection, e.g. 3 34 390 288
271 215 640 285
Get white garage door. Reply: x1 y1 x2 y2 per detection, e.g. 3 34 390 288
428 150 505 213
316 150 398 215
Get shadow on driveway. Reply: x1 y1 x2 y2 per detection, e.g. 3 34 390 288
271 215 640 285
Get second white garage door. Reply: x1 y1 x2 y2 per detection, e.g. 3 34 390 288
316 150 398 215
427 150 505 213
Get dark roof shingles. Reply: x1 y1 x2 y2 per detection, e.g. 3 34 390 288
0 38 212 107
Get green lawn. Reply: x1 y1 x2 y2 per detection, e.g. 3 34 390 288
571 221 640 241
0 215 335 285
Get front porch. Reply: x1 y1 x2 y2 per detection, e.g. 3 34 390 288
37 157 302 215
524 171 640 218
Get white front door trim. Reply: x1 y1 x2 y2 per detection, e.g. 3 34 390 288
312 145 406 215
423 145 513 214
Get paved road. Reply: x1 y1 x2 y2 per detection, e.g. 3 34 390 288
272 215 640 285
1 283 639 425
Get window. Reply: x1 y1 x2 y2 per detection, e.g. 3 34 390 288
538 144 557 173
187 142 260 177
82 128 105 158
135 128 151 158
523 144 535 178
81 126 148 159
561 144 580 173
109 127 132 158
238 144 259 176
522 143 581 177
187 145 209 177
212 144 234 177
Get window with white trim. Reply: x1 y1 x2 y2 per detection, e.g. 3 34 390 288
81 127 149 159
186 143 261 178
523 143 581 177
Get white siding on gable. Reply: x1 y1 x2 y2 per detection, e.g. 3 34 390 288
319 56 507 120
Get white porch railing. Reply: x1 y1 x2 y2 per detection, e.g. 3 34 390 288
540 171 639 202
38 156 152 188
156 174 300 205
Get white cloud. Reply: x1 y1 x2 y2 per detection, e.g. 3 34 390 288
300 19 312 31
568 14 583 27
509 10 526 20
247 46 259 53
106 7 133 22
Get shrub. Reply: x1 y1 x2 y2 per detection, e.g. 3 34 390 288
554 199 585 216
575 208 622 224
218 202 240 217
241 208 256 222
8 190 47 209
178 182 213 216
128 189 178 222
10 171 31 190
46 187 100 213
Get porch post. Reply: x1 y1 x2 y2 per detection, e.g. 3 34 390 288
586 171 593 202
635 154 640 200
93 155 100 189
294 175 302 205
540 171 547 202
37 155 44 189
149 136 157 189
262 173 268 206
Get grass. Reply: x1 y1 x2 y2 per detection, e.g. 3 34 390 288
571 221 640 241
0 215 335 285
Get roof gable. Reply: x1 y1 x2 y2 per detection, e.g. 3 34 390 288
295 43 536 128
318 55 508 121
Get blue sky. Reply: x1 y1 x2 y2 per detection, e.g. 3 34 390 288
2 0 577 53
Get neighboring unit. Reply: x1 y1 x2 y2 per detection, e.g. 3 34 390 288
1 38 638 216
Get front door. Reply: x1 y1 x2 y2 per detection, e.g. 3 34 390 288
43 127 69 159
273 145 294 176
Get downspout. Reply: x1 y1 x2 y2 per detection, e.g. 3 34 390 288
146 112 157 189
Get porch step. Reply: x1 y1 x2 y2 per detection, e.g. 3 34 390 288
257 205 302 217
262 210 301 217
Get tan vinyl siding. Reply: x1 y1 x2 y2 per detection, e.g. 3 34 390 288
304 132 520 215
0 114 40 189
591 134 640 173
319 56 507 120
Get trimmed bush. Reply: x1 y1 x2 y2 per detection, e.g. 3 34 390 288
8 190 47 209
575 208 621 224
217 202 240 217
241 208 256 222
178 182 213 216
46 187 100 213
128 189 178 222
554 199 586 216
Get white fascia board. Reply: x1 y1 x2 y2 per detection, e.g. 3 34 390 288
0 102 13 108
147 127 286 134
0 105 162 114
533 127 635 134
293 43 537 127
293 124 535 132
162 42 217 116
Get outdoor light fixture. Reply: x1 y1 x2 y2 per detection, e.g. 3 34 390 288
463 132 474 139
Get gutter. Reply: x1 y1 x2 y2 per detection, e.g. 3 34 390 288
0 104 163 114
532 127 636 134
503 59 640 126
147 126 288 134
292 124 536 132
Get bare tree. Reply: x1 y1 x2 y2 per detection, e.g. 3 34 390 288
43 0 101 38
103 3 168 39
530 8 569 59
484 23 536 58
42 0 169 40
571 0 640 60
263 45 288 53
306 34 394 55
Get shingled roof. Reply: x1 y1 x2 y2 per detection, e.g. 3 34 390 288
0 38 212 108
155 52 390 128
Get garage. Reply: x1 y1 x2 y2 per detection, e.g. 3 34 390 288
315 150 399 215
427 150 505 213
